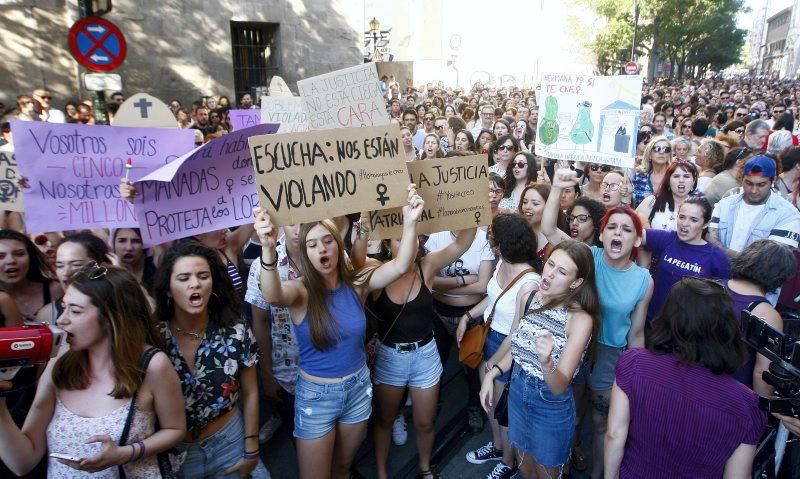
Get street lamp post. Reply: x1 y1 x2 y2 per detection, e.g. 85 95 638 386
369 17 380 61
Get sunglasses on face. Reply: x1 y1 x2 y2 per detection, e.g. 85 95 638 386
38 95 52 100
735 112 746 117
512 161 527 168
589 164 611 172
734 128 745 134
424 116 434 121
567 214 590 223
653 145 672 153
497 144 516 151
682 124 692 129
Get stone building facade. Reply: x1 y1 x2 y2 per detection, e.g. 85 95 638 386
0 0 364 109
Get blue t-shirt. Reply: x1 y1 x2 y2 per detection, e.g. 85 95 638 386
592 246 651 348
645 229 730 320
295 284 366 378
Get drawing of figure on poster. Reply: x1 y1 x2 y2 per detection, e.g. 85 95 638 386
569 101 594 146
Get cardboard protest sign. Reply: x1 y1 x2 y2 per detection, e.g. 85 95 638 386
268 76 293 97
133 123 279 246
370 155 490 239
229 109 262 131
261 97 311 134
248 125 409 226
535 73 642 168
12 121 195 233
0 144 23 212
297 63 389 130
113 93 177 128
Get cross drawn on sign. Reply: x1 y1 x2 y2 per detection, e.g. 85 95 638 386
134 98 153 118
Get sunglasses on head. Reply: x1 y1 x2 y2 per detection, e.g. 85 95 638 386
73 260 108 281
589 164 611 172
653 145 672 153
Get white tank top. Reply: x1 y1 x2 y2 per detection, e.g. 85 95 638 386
486 261 541 335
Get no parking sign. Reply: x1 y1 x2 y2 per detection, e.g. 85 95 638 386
68 16 127 72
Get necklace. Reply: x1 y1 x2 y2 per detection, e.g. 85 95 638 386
174 326 205 341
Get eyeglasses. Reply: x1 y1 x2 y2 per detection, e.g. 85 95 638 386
601 182 625 191
435 125 445 130
652 145 672 153
497 144 516 151
489 188 505 196
589 164 611 172
74 261 108 280
424 116 434 121
512 161 527 168
734 112 746 117
567 214 590 223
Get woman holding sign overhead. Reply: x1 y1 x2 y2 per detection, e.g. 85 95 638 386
253 184 425 479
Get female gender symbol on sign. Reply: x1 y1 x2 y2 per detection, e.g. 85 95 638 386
68 16 127 72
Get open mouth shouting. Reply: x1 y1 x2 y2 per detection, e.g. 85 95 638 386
609 239 624 254
188 292 205 308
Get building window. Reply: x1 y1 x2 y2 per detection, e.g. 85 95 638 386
230 21 279 106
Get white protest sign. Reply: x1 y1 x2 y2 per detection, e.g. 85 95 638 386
297 63 389 130
113 93 177 128
269 75 293 97
261 97 311 133
0 144 23 212
535 73 642 168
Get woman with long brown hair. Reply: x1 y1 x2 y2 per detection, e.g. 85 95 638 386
0 265 185 477
253 185 424 479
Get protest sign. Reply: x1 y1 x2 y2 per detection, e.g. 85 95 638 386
297 63 389 130
248 125 409 226
134 123 279 246
12 121 195 233
0 144 23 212
535 73 642 168
269 75 293 97
370 155 490 239
229 109 262 131
113 93 177 128
261 97 311 133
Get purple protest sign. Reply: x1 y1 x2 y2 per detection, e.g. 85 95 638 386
229 109 262 131
134 123 279 246
11 121 195 233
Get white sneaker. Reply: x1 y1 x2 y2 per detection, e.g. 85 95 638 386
392 414 408 446
258 415 283 444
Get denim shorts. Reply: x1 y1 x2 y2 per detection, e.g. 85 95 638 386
293 365 372 440
508 365 575 468
587 344 625 391
176 409 270 478
373 338 443 389
484 328 511 382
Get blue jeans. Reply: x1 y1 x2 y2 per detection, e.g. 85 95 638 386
508 364 575 468
484 328 511 382
373 338 442 389
176 409 270 479
293 365 372 440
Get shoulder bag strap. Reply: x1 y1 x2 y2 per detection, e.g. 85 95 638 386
485 268 534 326
117 347 160 478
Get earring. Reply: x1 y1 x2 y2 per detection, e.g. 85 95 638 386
569 284 577 290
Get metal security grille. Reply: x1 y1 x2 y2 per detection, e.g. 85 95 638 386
230 21 279 105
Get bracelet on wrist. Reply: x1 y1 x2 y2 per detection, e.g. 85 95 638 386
244 434 259 440
493 364 504 376
242 452 259 461
126 444 136 464
541 360 557 375
260 257 278 271
136 441 146 461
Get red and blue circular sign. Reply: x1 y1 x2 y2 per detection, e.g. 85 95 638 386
68 17 127 72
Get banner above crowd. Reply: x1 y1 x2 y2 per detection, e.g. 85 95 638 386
248 125 409 226
534 73 642 168
134 123 279 246
12 121 195 233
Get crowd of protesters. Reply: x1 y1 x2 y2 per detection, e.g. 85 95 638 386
0 75 799 479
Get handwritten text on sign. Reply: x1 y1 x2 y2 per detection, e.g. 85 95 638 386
297 63 389 130
229 109 262 131
0 145 23 212
371 155 490 239
261 97 311 133
248 125 409 226
134 123 279 246
12 121 195 233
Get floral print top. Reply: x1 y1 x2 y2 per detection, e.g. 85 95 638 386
157 320 259 439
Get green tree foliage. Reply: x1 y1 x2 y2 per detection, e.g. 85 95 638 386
583 0 747 79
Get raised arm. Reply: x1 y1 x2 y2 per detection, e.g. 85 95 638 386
253 208 306 308
365 185 425 292
542 168 575 246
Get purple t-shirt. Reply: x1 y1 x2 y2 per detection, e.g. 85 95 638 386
644 229 730 320
616 348 766 478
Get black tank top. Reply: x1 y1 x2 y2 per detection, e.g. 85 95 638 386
368 264 434 344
